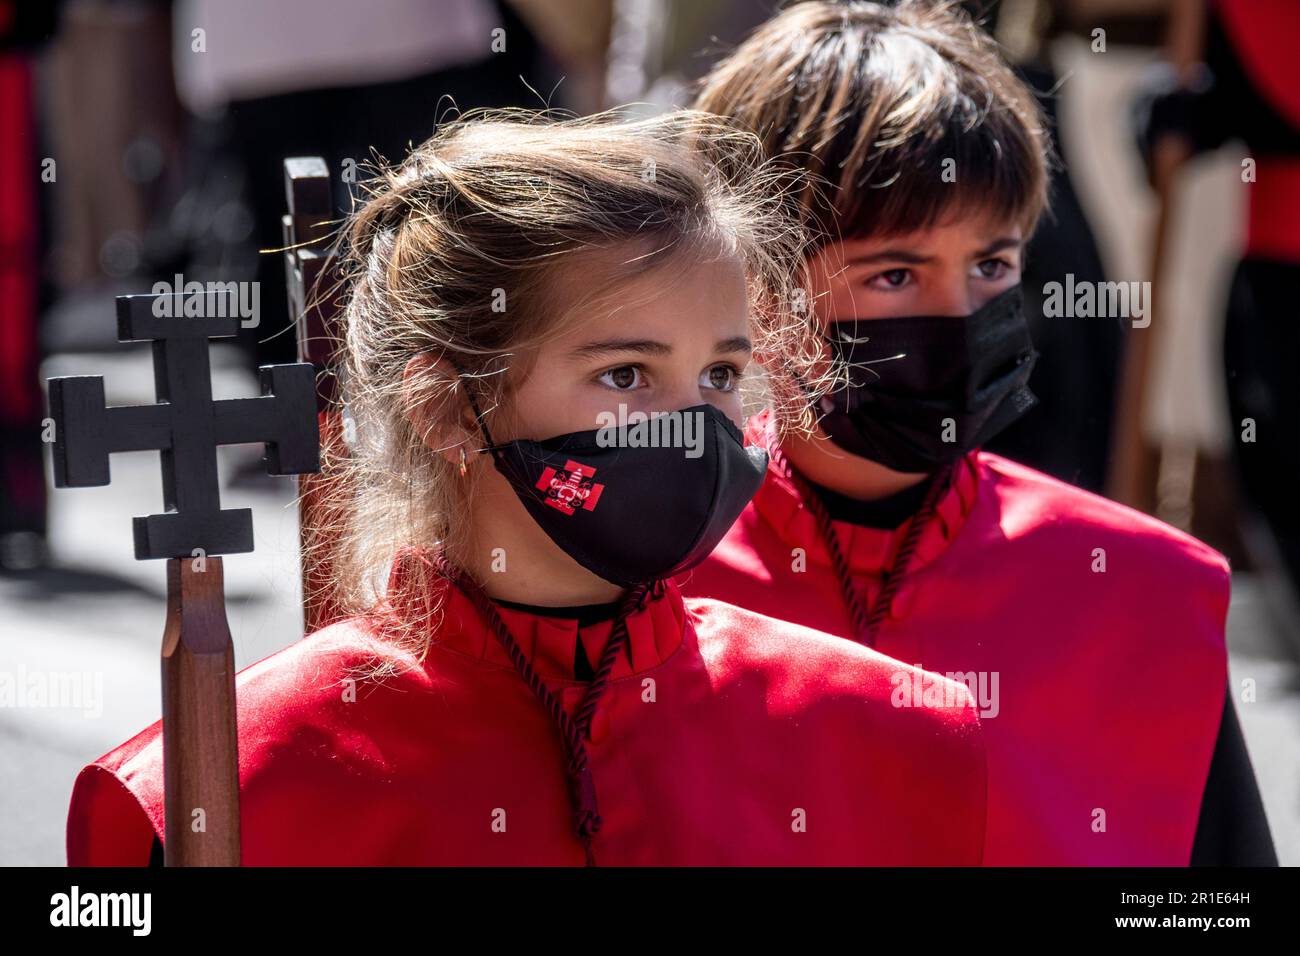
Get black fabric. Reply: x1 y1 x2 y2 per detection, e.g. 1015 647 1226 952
818 286 1038 473
148 833 163 867
493 597 623 628
1191 685 1278 866
804 475 933 530
1223 259 1300 594
573 641 595 682
0 0 60 51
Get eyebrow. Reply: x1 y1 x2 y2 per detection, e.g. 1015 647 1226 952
843 236 1024 268
974 236 1025 258
568 336 752 359
844 248 934 267
714 335 753 356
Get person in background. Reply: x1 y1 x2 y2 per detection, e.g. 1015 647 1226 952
0 0 58 571
681 0 1275 866
1139 0 1300 608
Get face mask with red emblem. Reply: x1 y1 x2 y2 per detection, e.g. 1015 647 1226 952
465 394 767 588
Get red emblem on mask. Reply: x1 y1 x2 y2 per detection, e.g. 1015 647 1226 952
536 459 605 515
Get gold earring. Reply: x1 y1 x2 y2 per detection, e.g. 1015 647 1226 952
459 447 468 478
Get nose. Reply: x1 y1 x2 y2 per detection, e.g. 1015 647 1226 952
927 279 979 317
662 380 709 415
659 375 741 429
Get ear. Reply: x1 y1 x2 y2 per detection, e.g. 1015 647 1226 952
402 354 481 468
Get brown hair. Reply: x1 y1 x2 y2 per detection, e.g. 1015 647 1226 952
691 0 1052 247
313 107 828 664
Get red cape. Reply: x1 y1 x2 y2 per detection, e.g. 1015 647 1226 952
678 414 1229 865
67 567 986 865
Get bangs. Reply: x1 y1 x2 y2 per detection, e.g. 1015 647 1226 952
692 0 1051 249
824 95 1047 242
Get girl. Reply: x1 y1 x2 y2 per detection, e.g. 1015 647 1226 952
66 108 985 866
680 0 1275 865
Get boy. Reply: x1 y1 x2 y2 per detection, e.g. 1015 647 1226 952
681 0 1274 865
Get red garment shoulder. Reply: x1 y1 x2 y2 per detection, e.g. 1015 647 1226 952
685 596 981 732
66 616 413 866
684 596 988 863
975 452 1231 585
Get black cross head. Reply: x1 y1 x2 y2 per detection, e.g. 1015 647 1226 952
47 292 321 560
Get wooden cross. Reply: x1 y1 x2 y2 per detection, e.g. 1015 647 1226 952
47 292 320 866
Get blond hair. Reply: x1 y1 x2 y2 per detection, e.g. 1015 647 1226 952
309 107 829 664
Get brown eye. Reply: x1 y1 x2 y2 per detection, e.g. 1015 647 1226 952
701 364 738 392
868 268 911 290
974 258 1011 280
599 366 642 390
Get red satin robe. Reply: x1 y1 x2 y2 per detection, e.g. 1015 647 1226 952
66 554 987 866
678 414 1230 866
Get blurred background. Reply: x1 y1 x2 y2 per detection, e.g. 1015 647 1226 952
0 0 1296 865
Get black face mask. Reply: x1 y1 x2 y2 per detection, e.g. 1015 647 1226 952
815 285 1038 473
464 393 767 588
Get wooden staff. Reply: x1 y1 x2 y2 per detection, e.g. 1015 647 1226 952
47 291 320 865
161 556 239 865
282 156 346 635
